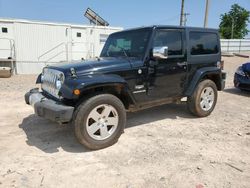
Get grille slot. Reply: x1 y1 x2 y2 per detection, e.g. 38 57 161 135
41 68 64 99
245 72 250 79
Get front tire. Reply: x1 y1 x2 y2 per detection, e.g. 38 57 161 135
187 80 218 117
74 94 126 150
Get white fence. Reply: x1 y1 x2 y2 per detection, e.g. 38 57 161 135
220 39 250 53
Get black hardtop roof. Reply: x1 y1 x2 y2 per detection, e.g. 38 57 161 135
113 25 218 34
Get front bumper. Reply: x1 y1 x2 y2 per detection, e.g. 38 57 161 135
234 73 250 91
25 88 74 123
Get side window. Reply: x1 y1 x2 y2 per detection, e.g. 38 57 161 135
76 32 81 37
154 30 183 56
190 32 218 55
2 27 8 33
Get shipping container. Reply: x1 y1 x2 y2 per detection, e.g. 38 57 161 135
0 18 122 74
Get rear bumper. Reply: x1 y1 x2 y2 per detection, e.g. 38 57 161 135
25 88 74 123
221 71 227 90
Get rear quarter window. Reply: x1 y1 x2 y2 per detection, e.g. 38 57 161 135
189 32 219 55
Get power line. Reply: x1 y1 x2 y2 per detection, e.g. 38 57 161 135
147 14 180 25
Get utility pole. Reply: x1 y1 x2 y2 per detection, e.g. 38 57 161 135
204 0 210 27
180 0 185 26
183 13 190 26
231 16 234 39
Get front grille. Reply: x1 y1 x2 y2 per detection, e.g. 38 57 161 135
245 72 250 78
41 68 64 99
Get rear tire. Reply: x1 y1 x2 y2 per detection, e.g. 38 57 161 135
187 80 218 117
73 94 126 150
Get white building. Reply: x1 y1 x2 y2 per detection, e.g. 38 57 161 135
0 18 122 74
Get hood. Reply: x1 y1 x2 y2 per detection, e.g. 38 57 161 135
48 58 132 77
242 62 250 73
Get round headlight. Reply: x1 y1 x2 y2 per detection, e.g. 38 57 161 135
56 80 62 89
58 73 65 83
41 74 44 83
236 66 246 77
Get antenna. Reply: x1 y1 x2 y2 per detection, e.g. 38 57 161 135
84 8 109 26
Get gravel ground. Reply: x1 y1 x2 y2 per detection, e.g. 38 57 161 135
0 55 250 188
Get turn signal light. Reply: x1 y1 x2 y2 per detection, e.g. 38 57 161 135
74 89 81 95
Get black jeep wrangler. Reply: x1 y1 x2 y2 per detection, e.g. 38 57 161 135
25 26 226 150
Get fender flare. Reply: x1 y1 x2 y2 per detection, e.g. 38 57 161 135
184 67 221 96
36 73 42 84
61 74 136 104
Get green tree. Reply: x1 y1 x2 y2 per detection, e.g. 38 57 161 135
219 4 250 39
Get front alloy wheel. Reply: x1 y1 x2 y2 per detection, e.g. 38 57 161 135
86 104 119 141
74 94 126 150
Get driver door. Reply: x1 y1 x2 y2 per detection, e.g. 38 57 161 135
147 29 187 99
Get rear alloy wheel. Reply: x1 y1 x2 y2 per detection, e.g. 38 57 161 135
74 94 126 150
187 80 218 117
199 87 215 111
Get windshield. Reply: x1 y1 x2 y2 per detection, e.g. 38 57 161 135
100 29 151 59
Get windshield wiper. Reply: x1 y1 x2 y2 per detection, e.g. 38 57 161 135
106 50 110 57
120 47 128 58
104 47 130 59
113 46 129 58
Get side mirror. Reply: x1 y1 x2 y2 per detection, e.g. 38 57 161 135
153 46 168 59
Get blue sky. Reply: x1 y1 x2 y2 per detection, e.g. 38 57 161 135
0 0 249 31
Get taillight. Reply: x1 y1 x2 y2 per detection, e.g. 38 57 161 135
221 61 224 70
217 61 224 70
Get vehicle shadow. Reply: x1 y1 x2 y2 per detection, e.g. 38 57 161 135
223 87 250 97
19 115 89 153
126 103 194 128
19 103 194 153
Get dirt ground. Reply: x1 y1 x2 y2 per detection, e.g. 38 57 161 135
0 55 250 188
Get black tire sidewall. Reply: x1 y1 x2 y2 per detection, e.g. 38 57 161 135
74 94 126 150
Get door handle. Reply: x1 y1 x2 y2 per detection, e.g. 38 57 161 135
177 62 187 66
